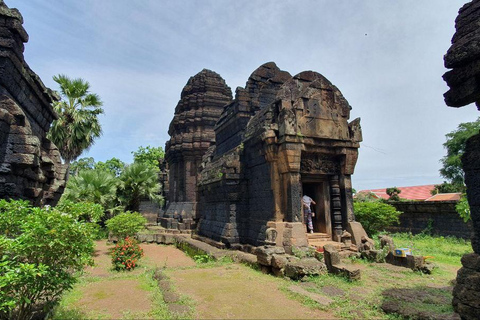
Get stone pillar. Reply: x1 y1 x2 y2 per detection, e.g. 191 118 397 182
453 133 480 319
330 175 342 242
341 174 355 222
285 172 302 223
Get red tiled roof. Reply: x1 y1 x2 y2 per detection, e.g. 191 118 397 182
425 193 461 202
357 185 436 201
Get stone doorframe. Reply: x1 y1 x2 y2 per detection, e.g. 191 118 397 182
264 131 356 243
301 178 331 237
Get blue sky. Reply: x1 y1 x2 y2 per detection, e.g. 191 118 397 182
8 0 479 191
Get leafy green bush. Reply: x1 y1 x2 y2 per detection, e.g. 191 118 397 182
456 194 471 222
111 237 144 271
386 187 401 201
56 200 104 223
105 211 147 239
193 254 214 264
62 169 120 215
354 202 402 236
0 199 94 319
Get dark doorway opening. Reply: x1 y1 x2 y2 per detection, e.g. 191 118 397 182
301 180 331 237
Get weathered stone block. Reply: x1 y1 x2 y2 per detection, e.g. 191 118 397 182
284 257 327 280
323 244 341 269
254 245 286 266
347 221 368 245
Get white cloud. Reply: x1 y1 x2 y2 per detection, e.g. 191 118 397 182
7 0 479 189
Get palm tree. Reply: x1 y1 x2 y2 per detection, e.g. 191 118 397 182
48 74 104 167
119 162 162 212
62 169 121 216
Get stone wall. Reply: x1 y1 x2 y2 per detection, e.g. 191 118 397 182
386 201 473 239
0 1 66 206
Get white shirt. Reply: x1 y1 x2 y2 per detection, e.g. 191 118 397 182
302 195 313 209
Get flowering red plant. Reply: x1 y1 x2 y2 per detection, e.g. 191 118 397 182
111 237 144 271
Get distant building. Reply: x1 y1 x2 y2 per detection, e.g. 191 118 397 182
356 184 460 201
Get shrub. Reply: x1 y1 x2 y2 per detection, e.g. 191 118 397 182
354 201 402 236
456 194 471 222
56 200 104 223
386 187 401 201
111 237 144 271
105 211 147 239
0 199 94 319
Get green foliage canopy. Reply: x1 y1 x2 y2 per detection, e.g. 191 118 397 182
95 157 126 177
119 162 162 212
432 181 465 195
69 157 95 176
61 169 120 214
440 117 480 185
48 75 104 165
353 201 402 235
132 145 164 169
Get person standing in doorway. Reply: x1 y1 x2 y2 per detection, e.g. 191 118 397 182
302 194 316 234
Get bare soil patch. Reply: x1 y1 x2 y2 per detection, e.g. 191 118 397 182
84 240 113 277
167 264 335 319
140 243 196 268
74 279 151 319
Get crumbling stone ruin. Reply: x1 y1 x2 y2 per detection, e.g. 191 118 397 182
443 1 480 318
159 69 233 230
0 1 66 206
160 62 363 254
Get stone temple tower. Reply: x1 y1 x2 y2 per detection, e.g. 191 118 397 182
159 69 233 230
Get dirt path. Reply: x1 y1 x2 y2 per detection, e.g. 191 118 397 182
167 265 333 319
70 240 334 319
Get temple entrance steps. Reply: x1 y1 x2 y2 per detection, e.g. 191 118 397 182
307 232 330 242
307 232 342 250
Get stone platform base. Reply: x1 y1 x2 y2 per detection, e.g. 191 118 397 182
453 253 480 319
158 201 198 231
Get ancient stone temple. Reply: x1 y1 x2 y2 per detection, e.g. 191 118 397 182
443 1 480 319
0 1 66 206
159 69 233 229
161 62 362 253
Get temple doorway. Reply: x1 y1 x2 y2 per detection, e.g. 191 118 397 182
301 179 332 237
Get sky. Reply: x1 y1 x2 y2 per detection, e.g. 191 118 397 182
7 0 479 191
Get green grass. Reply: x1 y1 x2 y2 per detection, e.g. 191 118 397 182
389 232 472 265
281 233 469 319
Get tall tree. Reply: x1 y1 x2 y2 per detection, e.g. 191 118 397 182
439 117 480 186
69 157 95 177
95 157 126 177
132 145 164 170
48 74 104 167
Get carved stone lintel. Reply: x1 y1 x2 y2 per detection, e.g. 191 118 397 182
300 154 340 175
